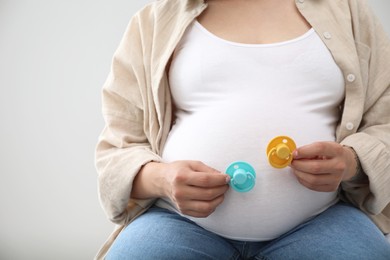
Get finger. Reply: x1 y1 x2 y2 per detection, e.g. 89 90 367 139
178 185 229 201
188 160 221 174
187 160 230 186
186 170 230 188
291 158 332 175
294 142 342 160
180 195 225 218
293 169 340 192
296 176 339 192
293 169 333 186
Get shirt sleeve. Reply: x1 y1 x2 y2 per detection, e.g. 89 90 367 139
340 0 390 233
95 11 161 225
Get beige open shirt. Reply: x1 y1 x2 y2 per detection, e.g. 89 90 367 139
95 0 390 258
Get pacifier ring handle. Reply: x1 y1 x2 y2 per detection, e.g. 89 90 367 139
266 136 297 169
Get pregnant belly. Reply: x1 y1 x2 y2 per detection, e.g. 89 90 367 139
186 170 338 241
161 105 339 240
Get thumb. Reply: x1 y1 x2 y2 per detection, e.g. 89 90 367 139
189 161 222 174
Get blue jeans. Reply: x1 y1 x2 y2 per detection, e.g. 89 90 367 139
106 202 390 260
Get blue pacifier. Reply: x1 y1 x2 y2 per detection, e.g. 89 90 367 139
225 161 256 192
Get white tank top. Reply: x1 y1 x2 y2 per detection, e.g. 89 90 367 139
157 21 345 241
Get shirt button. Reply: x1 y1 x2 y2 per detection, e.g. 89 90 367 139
323 32 332 39
346 122 354 131
347 74 356 82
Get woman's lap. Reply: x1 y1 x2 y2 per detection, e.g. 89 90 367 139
258 202 390 259
106 202 390 260
105 206 240 260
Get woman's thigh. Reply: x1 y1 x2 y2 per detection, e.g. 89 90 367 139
105 207 240 260
258 202 390 260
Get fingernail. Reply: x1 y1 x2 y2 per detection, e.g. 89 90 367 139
293 150 299 159
225 175 231 184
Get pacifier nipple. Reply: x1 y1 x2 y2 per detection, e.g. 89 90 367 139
233 169 247 184
226 162 256 192
276 144 290 159
267 136 296 169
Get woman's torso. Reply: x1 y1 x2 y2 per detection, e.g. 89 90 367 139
157 3 345 238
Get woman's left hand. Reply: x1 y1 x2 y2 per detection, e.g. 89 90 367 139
290 142 357 192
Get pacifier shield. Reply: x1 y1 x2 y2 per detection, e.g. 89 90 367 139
266 136 297 169
226 161 256 192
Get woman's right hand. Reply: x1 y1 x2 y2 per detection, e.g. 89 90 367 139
161 161 230 218
132 160 230 218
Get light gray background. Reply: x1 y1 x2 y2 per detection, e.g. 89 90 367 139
0 1 389 259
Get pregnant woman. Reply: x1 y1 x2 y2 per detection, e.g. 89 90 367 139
95 0 390 259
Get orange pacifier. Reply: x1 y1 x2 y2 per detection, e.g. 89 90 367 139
266 136 296 168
